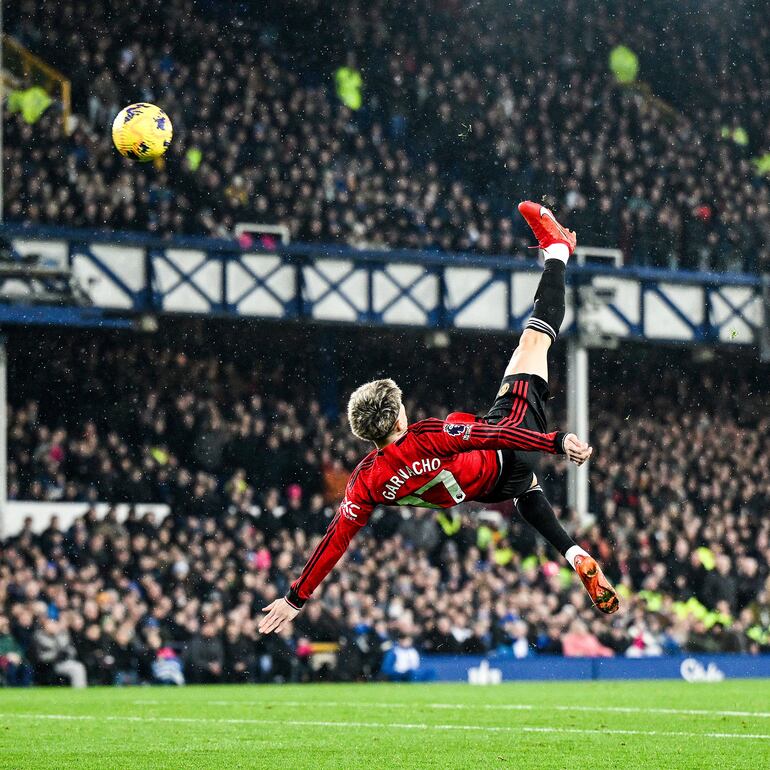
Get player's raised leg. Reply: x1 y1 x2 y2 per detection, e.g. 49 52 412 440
510 201 619 614
504 201 576 381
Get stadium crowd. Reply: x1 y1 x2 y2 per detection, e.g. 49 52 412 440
0 326 768 686
4 0 770 271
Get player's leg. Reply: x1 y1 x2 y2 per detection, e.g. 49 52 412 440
504 329 551 382
516 480 619 614
504 257 566 381
504 202 575 381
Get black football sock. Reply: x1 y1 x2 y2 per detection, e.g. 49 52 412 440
515 485 575 556
524 260 566 342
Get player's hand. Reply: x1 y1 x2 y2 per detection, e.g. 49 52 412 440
563 433 592 465
258 597 300 635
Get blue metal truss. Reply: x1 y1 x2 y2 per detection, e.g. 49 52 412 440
226 253 298 316
645 283 705 338
302 260 368 321
447 269 510 326
0 224 763 344
68 240 145 308
370 264 439 325
151 249 224 312
705 284 760 342
607 302 642 337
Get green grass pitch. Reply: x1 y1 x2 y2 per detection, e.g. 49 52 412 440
0 680 768 769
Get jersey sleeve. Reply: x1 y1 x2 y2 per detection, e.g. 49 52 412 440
414 418 566 456
286 488 374 608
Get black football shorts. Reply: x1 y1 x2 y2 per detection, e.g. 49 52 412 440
477 373 551 502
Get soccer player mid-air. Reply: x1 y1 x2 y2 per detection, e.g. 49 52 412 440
259 202 619 635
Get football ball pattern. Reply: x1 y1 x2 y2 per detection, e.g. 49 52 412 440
112 103 173 161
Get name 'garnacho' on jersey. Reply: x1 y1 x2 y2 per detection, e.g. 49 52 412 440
381 457 441 500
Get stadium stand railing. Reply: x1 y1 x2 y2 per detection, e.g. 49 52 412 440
0 224 763 344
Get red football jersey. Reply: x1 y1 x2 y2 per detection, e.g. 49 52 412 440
286 416 565 607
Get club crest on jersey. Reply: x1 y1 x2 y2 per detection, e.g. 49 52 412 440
339 498 361 521
444 423 472 440
497 382 510 397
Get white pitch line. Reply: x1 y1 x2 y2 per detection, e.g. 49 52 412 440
9 712 770 741
432 702 770 720
133 699 408 709
131 698 770 720
208 700 406 709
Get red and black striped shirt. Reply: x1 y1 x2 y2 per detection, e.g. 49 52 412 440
286 416 565 608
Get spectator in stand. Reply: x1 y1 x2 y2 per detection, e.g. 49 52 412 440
223 621 258 683
380 635 421 682
108 624 146 686
184 622 225 684
497 618 531 659
152 646 186 686
562 620 614 658
31 618 88 687
76 624 114 685
535 620 565 656
0 616 34 687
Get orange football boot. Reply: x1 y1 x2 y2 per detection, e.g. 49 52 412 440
574 554 620 614
518 201 577 254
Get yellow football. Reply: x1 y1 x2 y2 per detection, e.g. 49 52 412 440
112 103 173 162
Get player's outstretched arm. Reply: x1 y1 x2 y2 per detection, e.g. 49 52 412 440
259 496 372 635
417 419 592 465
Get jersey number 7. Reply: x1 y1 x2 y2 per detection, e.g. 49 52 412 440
395 469 466 509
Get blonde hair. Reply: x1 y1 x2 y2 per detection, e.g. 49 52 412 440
347 378 403 442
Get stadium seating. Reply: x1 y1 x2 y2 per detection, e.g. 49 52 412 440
1 325 768 685
2 0 769 687
4 0 770 271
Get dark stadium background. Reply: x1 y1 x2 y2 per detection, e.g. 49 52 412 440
0 0 768 695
